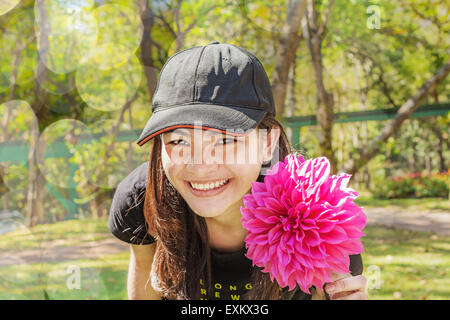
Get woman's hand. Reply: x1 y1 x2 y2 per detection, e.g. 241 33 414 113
311 272 368 300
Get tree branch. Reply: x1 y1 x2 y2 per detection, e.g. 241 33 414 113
154 14 177 40
174 0 183 34
271 0 307 118
347 46 399 108
318 0 335 37
341 62 450 175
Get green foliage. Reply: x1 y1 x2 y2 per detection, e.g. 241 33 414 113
414 174 449 198
373 172 449 199
374 177 416 199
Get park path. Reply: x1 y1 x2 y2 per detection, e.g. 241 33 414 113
0 238 129 267
0 207 449 267
363 207 450 236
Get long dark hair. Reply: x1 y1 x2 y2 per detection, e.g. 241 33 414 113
143 112 297 299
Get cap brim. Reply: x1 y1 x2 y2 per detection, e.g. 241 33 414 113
136 104 267 146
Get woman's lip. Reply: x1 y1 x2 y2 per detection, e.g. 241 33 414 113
189 179 230 183
185 178 232 198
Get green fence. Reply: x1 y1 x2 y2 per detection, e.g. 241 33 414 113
285 103 449 150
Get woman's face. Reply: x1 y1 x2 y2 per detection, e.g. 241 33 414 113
160 127 280 219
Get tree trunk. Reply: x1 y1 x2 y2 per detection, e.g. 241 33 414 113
385 147 392 178
1 101 13 210
305 0 337 174
425 153 432 176
408 148 414 174
341 62 450 175
285 48 298 143
87 92 138 218
424 118 448 173
25 120 46 227
26 0 50 227
127 105 134 173
138 0 158 98
412 141 419 174
354 58 371 189
33 0 49 121
435 131 446 173
1 30 29 211
271 0 306 118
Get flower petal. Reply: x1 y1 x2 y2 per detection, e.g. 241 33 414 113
263 197 286 214
320 225 347 244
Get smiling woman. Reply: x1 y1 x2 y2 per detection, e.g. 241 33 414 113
108 42 364 300
142 112 296 300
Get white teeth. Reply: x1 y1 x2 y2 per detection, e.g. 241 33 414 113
190 179 229 191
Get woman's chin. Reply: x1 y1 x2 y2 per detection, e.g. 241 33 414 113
186 204 226 219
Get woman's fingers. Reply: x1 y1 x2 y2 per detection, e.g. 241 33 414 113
325 275 367 296
332 290 368 300
310 286 327 300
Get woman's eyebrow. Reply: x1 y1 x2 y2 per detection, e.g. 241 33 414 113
167 129 191 137
166 129 241 140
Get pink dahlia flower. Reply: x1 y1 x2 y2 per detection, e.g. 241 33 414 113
240 154 366 293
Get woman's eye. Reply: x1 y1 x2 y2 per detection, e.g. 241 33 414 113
169 139 189 146
220 137 237 144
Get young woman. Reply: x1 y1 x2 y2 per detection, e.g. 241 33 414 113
109 41 367 300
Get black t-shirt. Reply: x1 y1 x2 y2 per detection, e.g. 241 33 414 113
108 162 364 300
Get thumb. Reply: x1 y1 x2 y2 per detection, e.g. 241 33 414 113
324 272 353 299
330 271 352 282
310 286 327 300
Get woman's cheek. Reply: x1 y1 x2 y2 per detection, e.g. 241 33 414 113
229 163 262 191
227 141 261 166
161 146 181 187
163 144 192 166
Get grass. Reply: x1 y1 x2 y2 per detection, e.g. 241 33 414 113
0 218 112 251
0 207 449 300
354 196 450 212
0 217 127 300
361 227 449 300
0 251 129 300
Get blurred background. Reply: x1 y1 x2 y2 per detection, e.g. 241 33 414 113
0 0 448 300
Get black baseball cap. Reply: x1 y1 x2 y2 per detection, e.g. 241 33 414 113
136 41 276 146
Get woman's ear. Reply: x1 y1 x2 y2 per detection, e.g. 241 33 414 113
262 126 281 163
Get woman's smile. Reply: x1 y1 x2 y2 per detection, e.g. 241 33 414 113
185 178 232 197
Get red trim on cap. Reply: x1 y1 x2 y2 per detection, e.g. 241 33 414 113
137 124 252 146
